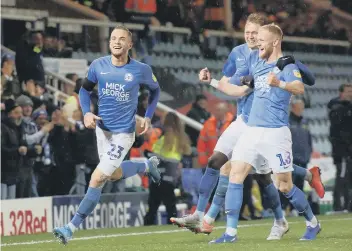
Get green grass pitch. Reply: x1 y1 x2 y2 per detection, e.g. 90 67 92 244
2 214 351 251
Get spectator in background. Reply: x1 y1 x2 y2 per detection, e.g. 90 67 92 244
137 90 160 125
63 78 99 120
22 80 57 117
63 78 82 119
31 108 54 196
42 34 58 57
155 0 184 27
15 31 45 94
1 54 22 100
48 109 75 196
197 102 233 167
16 95 54 197
281 98 313 215
328 83 352 212
68 100 99 194
69 108 98 195
43 32 73 58
184 0 206 44
290 98 312 175
185 94 211 147
124 0 159 25
1 99 27 199
15 95 52 198
144 112 192 225
15 31 57 116
65 73 78 97
73 0 94 8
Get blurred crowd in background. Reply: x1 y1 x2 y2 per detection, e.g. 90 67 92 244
71 0 352 42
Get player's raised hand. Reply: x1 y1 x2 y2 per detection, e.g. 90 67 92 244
199 68 211 83
267 72 280 87
84 112 101 129
140 117 151 135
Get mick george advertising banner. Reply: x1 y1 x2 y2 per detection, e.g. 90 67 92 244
1 192 187 236
52 193 149 230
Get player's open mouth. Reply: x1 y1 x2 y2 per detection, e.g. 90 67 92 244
113 46 122 49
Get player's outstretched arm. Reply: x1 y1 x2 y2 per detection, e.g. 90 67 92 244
277 55 315 86
295 60 315 86
199 68 249 97
218 81 250 97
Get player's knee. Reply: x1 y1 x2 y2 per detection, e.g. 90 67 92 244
208 152 228 170
109 168 123 181
277 180 293 194
276 172 293 193
229 161 250 183
220 161 231 176
255 173 272 187
90 168 110 188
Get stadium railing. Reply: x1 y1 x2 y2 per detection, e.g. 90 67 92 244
1 45 203 130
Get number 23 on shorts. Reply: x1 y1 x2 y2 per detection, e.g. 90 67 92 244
107 143 125 160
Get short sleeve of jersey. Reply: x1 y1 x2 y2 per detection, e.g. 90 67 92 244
142 64 159 90
86 60 98 83
228 50 255 85
283 64 303 83
222 48 238 77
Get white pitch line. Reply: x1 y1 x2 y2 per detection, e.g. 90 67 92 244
2 217 352 247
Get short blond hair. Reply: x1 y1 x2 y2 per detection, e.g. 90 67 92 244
112 25 133 40
260 23 283 39
246 13 267 26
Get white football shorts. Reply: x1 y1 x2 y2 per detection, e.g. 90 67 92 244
214 115 270 174
232 126 293 174
95 126 135 176
214 115 247 159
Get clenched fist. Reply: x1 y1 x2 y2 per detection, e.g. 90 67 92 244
267 72 280 87
199 68 211 83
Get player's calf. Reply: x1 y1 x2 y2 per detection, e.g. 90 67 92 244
194 152 227 219
110 157 161 183
277 172 320 240
53 168 110 245
191 173 229 234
